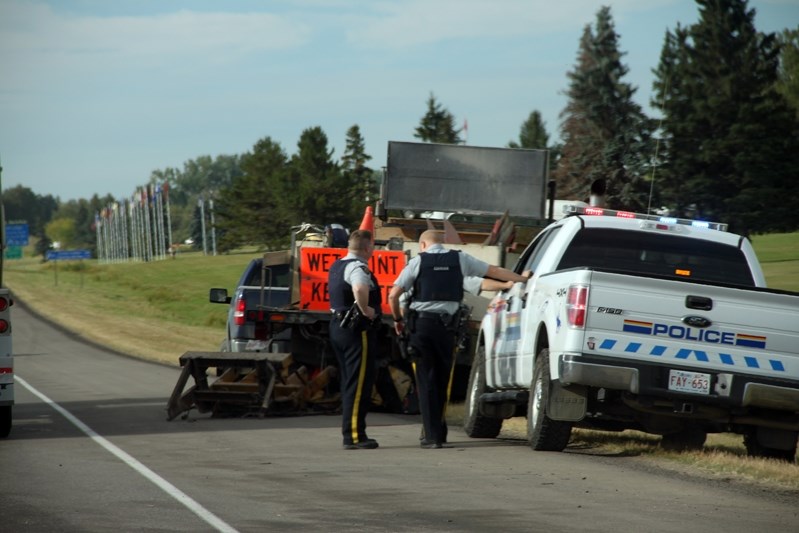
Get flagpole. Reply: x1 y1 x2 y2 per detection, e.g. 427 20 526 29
164 182 173 257
144 188 152 261
199 196 208 256
95 212 103 264
156 185 166 260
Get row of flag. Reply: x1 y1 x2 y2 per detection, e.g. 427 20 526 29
94 183 173 264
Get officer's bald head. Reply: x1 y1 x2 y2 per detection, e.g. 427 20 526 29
419 230 443 251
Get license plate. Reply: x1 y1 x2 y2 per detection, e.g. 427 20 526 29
245 340 270 352
668 369 711 395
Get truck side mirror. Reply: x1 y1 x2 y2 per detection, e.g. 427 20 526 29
209 288 231 304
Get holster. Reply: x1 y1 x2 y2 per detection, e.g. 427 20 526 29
397 332 416 360
340 303 380 331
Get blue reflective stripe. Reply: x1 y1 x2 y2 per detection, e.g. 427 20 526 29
650 345 667 356
595 336 785 373
625 342 642 353
600 339 616 350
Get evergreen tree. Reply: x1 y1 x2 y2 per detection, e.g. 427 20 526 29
287 127 354 229
776 28 799 119
652 0 799 234
508 110 550 149
341 124 376 217
214 137 289 250
414 93 463 144
508 110 560 172
553 7 655 210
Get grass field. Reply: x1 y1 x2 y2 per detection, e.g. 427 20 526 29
5 232 799 488
4 248 260 364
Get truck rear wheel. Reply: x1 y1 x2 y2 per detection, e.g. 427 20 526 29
527 349 572 451
660 428 707 451
463 344 503 438
744 428 797 462
0 406 11 438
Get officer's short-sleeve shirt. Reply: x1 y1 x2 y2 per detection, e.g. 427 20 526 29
463 276 483 296
394 244 489 315
342 252 373 288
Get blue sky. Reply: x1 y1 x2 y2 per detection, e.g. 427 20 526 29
1 0 797 202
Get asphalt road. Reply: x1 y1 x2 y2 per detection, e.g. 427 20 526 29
2 302 797 532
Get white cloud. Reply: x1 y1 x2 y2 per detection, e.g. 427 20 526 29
345 0 676 48
0 1 311 90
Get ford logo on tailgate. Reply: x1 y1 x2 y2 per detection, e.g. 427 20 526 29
682 315 712 328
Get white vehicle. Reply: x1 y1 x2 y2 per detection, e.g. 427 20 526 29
0 164 12 437
465 205 799 459
0 288 10 437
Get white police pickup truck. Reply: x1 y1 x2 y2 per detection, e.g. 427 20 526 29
464 205 799 460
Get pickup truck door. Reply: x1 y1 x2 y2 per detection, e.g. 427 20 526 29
488 283 522 385
489 225 562 388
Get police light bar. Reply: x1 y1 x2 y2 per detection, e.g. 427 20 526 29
562 204 728 232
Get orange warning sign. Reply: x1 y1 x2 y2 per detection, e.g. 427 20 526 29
299 247 406 313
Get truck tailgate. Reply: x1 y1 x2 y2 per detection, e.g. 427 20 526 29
582 271 799 381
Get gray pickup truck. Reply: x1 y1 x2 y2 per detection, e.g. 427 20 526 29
209 251 292 353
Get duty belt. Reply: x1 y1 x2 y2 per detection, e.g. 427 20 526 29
410 309 460 330
414 311 448 320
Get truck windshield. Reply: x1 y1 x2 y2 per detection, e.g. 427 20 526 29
557 228 755 286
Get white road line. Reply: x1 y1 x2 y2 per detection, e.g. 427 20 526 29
17 375 239 533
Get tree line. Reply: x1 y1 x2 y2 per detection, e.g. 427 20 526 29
6 0 799 257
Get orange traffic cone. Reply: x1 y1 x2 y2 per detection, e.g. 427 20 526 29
359 206 374 235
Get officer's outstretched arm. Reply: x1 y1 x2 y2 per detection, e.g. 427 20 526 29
486 264 529 284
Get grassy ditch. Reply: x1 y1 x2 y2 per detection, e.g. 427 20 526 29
4 248 261 365
446 405 799 493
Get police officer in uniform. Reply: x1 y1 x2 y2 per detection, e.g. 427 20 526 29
328 230 381 450
389 230 529 449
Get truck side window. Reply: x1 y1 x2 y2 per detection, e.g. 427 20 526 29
517 226 562 275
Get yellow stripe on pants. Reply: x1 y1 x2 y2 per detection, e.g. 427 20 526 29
443 345 457 420
351 330 368 443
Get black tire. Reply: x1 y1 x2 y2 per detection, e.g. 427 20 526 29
527 349 572 451
0 405 11 438
463 344 503 438
660 428 707 451
744 430 797 462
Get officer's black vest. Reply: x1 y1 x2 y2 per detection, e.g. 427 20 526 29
413 250 463 302
328 258 382 313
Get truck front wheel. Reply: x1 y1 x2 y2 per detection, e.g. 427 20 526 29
0 406 11 438
463 344 503 439
527 349 572 451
